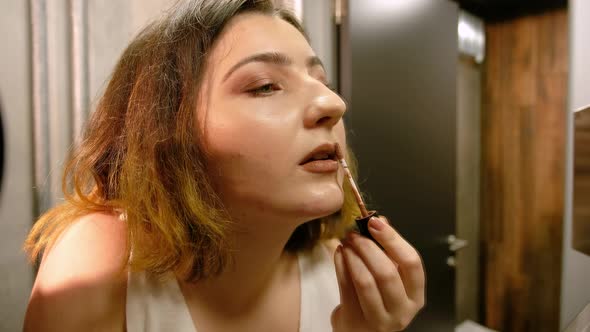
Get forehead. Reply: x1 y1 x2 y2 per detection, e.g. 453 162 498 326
209 12 314 71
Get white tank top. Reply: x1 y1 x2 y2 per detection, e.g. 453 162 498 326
126 244 339 332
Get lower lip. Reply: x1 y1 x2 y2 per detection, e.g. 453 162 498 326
300 160 339 173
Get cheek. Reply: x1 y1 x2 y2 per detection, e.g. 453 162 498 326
335 122 348 153
202 110 294 170
336 122 346 143
205 120 257 165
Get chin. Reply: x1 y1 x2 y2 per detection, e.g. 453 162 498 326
294 185 345 220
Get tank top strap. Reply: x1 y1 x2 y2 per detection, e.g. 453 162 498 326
126 270 196 332
297 242 340 332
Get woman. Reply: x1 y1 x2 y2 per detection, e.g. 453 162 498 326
23 0 425 331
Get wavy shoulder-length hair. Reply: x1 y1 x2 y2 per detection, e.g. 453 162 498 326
24 0 361 281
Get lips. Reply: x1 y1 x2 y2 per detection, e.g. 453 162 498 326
300 143 337 165
300 143 339 173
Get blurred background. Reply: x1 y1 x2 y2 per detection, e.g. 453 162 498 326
1 0 588 331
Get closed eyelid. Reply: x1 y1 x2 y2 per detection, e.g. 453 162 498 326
227 69 277 89
243 77 275 86
225 65 330 95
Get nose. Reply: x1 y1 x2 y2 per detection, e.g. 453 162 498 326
303 84 347 129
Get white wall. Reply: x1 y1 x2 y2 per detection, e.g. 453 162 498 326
560 1 590 330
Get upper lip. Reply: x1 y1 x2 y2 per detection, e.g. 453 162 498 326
299 143 338 165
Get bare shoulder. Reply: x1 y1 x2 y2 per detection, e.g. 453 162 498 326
24 212 128 332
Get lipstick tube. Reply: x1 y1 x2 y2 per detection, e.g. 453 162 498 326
335 143 388 243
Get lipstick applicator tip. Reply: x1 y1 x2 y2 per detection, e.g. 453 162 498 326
335 143 369 218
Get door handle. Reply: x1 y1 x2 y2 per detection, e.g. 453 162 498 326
447 235 468 252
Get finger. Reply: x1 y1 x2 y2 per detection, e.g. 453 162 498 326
347 231 409 311
342 244 388 323
334 244 361 311
368 216 426 307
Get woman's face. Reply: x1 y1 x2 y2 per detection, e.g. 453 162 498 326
198 12 347 224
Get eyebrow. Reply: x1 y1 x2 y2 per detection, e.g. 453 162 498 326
222 52 326 82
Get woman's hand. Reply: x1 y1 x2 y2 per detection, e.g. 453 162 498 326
331 216 425 332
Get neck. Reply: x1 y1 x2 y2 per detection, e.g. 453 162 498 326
179 208 304 316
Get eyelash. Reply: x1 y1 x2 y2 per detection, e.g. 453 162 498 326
246 81 336 97
248 83 281 97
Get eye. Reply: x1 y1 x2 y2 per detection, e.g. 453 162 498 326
248 83 280 97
